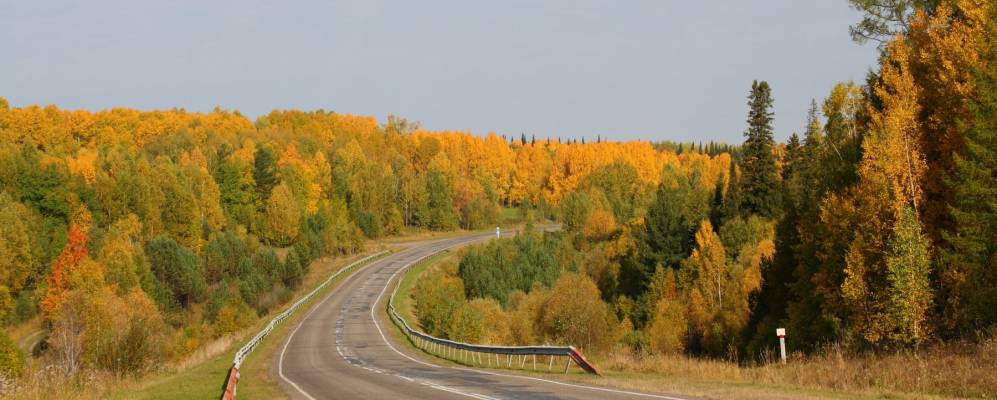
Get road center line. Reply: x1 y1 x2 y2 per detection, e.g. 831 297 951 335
278 253 392 400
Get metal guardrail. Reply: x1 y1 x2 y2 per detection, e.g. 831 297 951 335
385 254 600 375
221 250 389 400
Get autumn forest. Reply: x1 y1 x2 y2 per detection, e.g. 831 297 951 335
1 0 996 398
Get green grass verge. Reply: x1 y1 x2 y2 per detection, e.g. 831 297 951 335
390 251 453 327
499 206 523 225
110 251 390 400
108 347 235 400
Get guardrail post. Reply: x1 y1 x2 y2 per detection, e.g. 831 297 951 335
532 354 537 370
507 354 512 368
520 354 526 369
564 356 571 374
548 355 554 371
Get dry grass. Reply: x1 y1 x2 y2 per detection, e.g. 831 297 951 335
170 333 238 371
570 338 997 399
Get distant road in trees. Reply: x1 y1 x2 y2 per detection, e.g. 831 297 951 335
274 229 688 400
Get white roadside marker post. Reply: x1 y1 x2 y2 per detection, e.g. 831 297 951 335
496 226 500 239
776 327 787 364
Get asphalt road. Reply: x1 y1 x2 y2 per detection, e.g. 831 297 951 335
274 231 691 400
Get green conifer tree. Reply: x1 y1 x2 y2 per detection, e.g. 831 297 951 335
739 80 782 218
941 17 997 330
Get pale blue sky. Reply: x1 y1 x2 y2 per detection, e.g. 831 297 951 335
2 1 878 143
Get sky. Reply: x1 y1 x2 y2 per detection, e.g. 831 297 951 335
1 0 879 143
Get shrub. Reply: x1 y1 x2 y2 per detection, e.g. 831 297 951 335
446 298 511 344
540 272 618 352
647 297 688 354
0 331 24 378
413 266 465 337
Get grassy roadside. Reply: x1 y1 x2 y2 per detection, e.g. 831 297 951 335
383 247 955 400
390 251 456 326
109 250 390 400
113 224 519 400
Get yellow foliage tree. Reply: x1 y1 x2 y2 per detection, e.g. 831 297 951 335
539 272 618 352
265 183 300 246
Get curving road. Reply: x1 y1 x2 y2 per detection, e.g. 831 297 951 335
274 231 691 400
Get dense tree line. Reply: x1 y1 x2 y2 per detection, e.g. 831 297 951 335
417 0 997 362
0 0 992 382
0 98 709 378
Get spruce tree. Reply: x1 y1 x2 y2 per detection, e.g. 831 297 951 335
941 18 997 330
723 159 740 220
739 80 782 218
253 147 278 206
803 99 823 148
783 132 802 202
708 178 725 229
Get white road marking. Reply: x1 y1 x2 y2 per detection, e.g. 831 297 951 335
369 250 455 369
295 243 497 400
424 382 500 400
278 255 387 400
278 291 334 400
450 366 688 400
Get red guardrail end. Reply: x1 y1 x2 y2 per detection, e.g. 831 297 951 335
221 367 240 400
568 347 600 376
